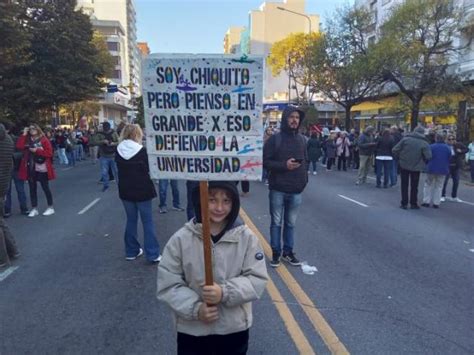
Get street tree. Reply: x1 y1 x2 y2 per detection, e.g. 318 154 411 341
310 5 383 129
267 32 322 105
376 0 471 129
0 1 32 125
6 0 113 124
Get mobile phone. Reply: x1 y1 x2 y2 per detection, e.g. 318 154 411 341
293 158 304 163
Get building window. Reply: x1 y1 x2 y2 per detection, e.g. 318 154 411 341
112 70 121 79
112 56 121 66
107 42 120 51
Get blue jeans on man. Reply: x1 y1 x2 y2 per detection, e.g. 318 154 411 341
390 158 398 186
376 159 392 187
158 179 181 210
269 190 302 256
4 171 28 216
442 166 460 198
100 156 118 190
121 200 160 261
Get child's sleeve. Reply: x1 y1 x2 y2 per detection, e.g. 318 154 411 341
221 230 268 307
157 236 203 320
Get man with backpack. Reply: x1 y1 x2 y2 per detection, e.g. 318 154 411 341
91 122 119 192
263 106 308 268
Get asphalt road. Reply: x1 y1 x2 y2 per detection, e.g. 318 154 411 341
1 160 473 354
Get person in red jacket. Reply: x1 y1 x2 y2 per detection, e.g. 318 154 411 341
17 124 56 217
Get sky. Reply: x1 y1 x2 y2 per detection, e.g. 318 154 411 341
135 0 351 54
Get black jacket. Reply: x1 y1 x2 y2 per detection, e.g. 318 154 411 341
0 125 14 197
115 148 156 202
376 136 395 157
263 106 308 194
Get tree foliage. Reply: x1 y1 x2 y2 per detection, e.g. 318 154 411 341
376 0 468 129
267 32 322 105
135 96 145 128
310 5 383 129
0 0 113 126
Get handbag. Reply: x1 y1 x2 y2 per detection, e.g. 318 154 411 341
34 155 46 164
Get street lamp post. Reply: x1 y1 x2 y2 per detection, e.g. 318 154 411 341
276 6 313 105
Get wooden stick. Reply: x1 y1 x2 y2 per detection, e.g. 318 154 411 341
199 181 214 286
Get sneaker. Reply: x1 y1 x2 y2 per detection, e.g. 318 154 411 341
264 180 269 186
21 210 29 216
433 205 439 209
282 252 302 266
152 255 162 263
102 185 109 192
453 197 462 202
159 207 168 214
3 212 11 218
171 206 184 212
126 248 143 261
410 204 420 210
421 203 430 207
270 253 281 268
28 208 39 218
400 205 408 210
312 171 317 175
445 196 453 201
42 207 55 216
440 197 446 202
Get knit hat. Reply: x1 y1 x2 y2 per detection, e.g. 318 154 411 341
414 126 425 135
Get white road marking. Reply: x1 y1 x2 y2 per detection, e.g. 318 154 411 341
0 266 19 282
459 200 474 206
469 249 474 253
338 194 369 207
367 176 376 180
78 198 101 215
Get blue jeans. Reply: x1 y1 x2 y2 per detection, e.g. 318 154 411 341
308 160 317 173
67 149 76 166
58 148 68 165
376 159 392 187
158 179 180 208
100 157 118 188
442 166 460 198
122 200 160 260
470 160 474 183
391 159 398 185
4 171 28 214
269 190 302 255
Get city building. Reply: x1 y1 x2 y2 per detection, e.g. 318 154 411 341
223 27 245 54
235 0 319 102
77 0 141 126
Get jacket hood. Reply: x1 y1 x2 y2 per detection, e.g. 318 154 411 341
0 124 6 141
364 126 375 134
117 139 143 160
280 106 305 134
192 181 241 236
407 132 427 140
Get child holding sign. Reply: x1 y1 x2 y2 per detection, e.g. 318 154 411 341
157 181 268 355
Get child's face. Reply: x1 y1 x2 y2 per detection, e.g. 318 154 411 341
208 188 232 225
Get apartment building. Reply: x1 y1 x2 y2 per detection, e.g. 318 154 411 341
223 27 245 54
77 0 141 125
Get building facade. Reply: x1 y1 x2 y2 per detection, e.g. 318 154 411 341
223 27 245 54
77 0 141 126
227 0 319 102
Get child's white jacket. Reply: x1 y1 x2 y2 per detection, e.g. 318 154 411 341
157 218 269 336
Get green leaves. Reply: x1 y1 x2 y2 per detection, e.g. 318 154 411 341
0 0 113 125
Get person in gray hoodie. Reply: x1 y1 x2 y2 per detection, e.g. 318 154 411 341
392 126 432 209
157 181 268 354
356 126 377 185
0 124 20 268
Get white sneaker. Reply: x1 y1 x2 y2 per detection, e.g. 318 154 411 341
445 197 453 201
126 248 143 261
440 197 446 202
453 197 462 202
43 207 55 216
28 208 39 218
152 255 162 263
312 171 317 175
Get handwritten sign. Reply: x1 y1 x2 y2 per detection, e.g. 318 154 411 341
141 54 263 181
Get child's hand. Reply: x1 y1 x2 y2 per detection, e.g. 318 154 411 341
198 303 219 323
202 283 223 305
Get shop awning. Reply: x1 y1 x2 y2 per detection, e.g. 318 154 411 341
351 101 386 111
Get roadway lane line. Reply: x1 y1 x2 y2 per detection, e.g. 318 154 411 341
0 266 19 282
241 209 349 355
459 200 474 206
78 198 101 215
338 194 369 208
266 276 315 354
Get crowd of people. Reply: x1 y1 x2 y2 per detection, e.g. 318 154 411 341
1 110 474 354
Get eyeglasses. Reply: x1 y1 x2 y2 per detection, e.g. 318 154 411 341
447 138 454 141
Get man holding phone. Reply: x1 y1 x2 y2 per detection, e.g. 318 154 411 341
263 106 308 268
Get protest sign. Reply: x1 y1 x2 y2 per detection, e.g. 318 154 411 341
141 54 264 181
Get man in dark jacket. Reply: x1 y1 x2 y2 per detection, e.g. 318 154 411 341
392 126 432 209
263 106 308 268
4 123 28 217
90 121 119 192
356 126 377 185
0 124 20 268
441 134 468 202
